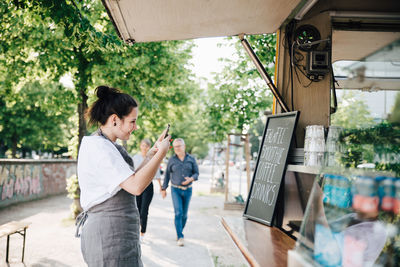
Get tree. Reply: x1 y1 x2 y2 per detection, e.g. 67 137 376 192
388 92 400 124
205 34 275 142
0 81 74 158
0 2 76 157
91 40 199 151
248 117 267 157
1 0 114 154
164 92 210 159
331 90 375 129
1 0 197 158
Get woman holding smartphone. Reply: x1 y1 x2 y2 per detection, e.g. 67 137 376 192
76 85 170 267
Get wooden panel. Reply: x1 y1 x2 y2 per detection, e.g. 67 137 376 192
221 216 295 267
304 0 400 20
332 31 400 62
103 0 302 42
276 12 332 147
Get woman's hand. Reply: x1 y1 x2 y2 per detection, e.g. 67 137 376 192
146 128 171 158
156 136 171 157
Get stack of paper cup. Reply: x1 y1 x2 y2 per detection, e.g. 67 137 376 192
325 126 343 166
304 125 325 166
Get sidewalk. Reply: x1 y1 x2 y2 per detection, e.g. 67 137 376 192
0 166 249 267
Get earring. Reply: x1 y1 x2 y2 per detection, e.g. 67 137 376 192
114 122 116 126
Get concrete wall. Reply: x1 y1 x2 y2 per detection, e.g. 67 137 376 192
0 159 76 208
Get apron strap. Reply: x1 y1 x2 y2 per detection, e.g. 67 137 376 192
75 211 88 238
75 129 135 238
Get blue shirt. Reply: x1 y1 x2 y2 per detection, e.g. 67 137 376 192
162 153 199 189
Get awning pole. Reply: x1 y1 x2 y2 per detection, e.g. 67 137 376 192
239 34 289 113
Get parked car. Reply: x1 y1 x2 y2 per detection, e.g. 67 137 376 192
235 160 256 171
202 160 212 165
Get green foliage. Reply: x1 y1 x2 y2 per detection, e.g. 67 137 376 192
248 117 267 157
0 80 75 157
205 34 275 142
331 91 397 172
66 174 80 199
125 85 210 159
331 90 375 129
339 123 400 175
12 0 122 52
66 174 82 218
66 174 83 218
388 92 400 124
166 93 210 159
1 0 198 158
0 0 98 155
91 40 199 149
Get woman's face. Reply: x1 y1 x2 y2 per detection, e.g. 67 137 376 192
140 141 150 154
117 107 138 141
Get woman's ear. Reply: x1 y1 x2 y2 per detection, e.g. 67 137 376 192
108 114 118 127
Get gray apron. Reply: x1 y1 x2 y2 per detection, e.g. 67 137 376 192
76 130 142 267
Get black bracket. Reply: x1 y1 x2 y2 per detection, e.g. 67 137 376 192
239 34 290 113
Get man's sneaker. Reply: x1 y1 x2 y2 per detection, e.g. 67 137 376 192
177 238 184 246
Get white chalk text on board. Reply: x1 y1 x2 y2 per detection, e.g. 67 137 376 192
250 127 288 206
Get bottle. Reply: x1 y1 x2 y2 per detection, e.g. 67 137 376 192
377 176 394 212
352 176 379 219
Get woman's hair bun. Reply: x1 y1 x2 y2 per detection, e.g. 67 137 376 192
88 85 138 126
96 85 120 99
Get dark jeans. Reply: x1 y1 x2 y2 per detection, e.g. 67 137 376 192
171 187 192 239
136 182 154 233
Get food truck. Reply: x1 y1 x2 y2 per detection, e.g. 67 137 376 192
101 0 400 266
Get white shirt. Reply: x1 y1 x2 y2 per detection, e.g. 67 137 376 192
77 136 134 210
132 154 161 180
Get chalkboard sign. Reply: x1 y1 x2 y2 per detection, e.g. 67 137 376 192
244 111 299 226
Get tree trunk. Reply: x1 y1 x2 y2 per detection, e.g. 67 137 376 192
0 140 6 158
11 135 17 158
77 92 88 150
75 47 90 152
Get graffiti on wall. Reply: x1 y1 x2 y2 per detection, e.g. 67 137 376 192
0 161 77 207
42 163 76 183
42 163 76 194
0 164 41 200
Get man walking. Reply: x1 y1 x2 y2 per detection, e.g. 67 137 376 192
161 138 199 246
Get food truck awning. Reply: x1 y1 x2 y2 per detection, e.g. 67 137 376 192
101 0 303 43
101 0 400 93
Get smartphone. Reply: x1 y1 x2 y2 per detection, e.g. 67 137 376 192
164 124 170 139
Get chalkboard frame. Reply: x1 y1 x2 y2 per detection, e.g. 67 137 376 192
243 111 299 226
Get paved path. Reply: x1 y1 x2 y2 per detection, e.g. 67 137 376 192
0 166 248 267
